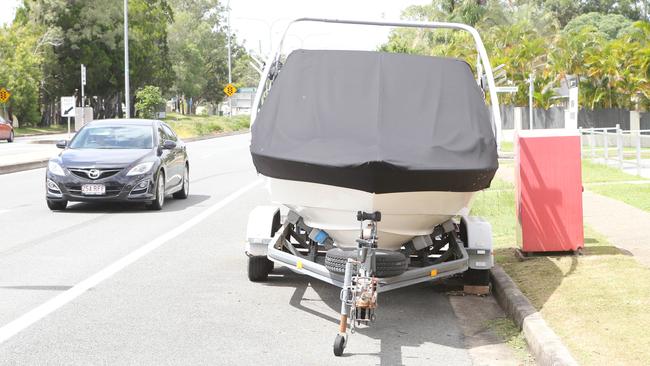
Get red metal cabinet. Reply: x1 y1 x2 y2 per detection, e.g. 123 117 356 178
515 129 584 253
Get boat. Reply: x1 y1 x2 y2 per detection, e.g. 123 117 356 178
245 18 501 357
251 49 498 250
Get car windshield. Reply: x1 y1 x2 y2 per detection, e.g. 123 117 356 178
69 125 154 149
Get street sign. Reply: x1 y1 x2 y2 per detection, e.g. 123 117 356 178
495 86 518 93
61 96 76 117
223 83 237 97
81 64 87 86
0 87 11 103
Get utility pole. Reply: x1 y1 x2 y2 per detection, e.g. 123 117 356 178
124 0 130 118
528 73 534 130
227 0 232 117
80 64 86 107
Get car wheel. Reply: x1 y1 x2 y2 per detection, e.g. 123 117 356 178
173 164 189 199
47 199 67 211
7 131 14 143
147 171 165 210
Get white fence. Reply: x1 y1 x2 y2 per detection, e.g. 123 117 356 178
580 124 650 176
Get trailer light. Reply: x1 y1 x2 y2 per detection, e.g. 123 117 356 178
296 261 303 269
430 269 437 277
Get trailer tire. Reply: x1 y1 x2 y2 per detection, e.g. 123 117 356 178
324 248 408 278
248 256 273 282
463 268 491 286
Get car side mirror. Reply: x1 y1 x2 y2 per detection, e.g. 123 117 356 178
56 140 67 149
162 140 177 150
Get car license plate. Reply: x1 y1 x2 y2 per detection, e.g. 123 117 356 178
81 184 105 195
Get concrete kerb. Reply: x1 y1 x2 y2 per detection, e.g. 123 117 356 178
0 159 49 175
0 129 251 175
490 265 578 366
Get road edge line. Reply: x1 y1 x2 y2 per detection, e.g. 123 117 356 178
490 265 579 366
0 178 262 344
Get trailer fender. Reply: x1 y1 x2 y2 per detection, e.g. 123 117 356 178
461 216 494 270
246 206 281 257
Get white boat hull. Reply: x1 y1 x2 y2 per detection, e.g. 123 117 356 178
267 178 477 250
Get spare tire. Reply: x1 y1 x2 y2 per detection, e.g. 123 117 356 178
325 247 408 278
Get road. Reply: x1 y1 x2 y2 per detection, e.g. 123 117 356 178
0 134 524 365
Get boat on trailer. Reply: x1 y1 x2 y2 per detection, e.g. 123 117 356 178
245 18 502 356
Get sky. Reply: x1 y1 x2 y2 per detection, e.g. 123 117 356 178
0 0 430 55
0 0 20 26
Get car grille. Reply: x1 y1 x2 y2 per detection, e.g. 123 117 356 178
65 183 124 197
69 168 122 180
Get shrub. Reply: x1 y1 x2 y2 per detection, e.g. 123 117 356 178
135 86 164 119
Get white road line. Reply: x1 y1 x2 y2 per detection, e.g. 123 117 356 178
0 209 9 216
0 178 263 344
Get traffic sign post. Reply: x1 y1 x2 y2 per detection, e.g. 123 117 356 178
0 87 10 103
0 87 10 118
224 83 237 97
61 96 76 139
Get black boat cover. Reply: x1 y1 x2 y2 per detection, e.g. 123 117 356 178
251 50 498 193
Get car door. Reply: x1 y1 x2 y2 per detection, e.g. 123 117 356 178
161 123 183 188
157 124 177 189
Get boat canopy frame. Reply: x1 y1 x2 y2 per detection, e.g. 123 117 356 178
251 18 503 148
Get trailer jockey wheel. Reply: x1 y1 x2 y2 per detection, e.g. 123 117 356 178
333 334 346 356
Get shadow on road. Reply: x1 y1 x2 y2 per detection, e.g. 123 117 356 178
263 267 499 366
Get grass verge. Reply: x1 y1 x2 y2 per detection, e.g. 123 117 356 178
14 125 66 136
472 179 650 365
581 159 650 212
163 112 250 139
589 182 650 212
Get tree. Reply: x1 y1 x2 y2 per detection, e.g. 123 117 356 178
0 22 48 124
18 0 175 122
168 0 253 113
135 85 164 118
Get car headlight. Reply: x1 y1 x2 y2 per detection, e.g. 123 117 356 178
48 161 66 176
126 162 154 176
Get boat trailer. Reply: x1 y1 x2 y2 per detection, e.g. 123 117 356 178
245 206 494 356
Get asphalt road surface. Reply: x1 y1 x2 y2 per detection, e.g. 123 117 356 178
0 134 525 365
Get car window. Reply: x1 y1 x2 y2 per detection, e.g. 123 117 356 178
69 125 154 149
161 123 177 141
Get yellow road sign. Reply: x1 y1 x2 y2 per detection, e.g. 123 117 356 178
223 83 237 97
0 87 10 103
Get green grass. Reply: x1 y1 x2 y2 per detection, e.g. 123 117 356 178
163 112 250 139
471 178 516 249
500 141 514 152
590 183 650 212
14 125 66 136
471 180 650 365
581 159 645 183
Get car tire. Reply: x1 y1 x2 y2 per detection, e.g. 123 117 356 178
325 247 408 278
147 171 165 210
7 131 14 143
173 164 189 199
47 199 67 211
248 256 273 282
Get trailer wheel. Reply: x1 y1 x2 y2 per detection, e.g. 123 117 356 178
248 256 273 282
333 334 346 356
325 248 408 278
463 268 491 286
